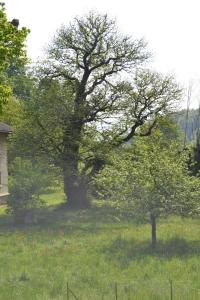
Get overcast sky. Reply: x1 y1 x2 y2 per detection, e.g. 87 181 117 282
4 0 200 107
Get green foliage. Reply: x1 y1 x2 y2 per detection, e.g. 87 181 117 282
0 95 24 127
7 158 53 215
0 2 29 109
6 64 34 100
95 129 200 220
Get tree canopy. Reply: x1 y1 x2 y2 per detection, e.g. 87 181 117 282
14 12 183 208
0 2 29 110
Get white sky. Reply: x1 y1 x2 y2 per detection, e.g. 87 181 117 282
4 0 200 107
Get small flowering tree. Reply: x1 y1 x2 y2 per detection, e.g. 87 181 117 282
95 130 200 247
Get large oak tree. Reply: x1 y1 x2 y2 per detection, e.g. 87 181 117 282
20 12 182 208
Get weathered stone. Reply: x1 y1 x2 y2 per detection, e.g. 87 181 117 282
0 123 11 200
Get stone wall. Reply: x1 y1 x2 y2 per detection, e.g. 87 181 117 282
0 134 9 197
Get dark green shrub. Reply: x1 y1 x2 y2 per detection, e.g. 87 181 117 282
7 157 54 221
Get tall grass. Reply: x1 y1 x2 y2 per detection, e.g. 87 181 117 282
0 190 199 299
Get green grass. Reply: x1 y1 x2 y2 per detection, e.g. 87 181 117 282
0 190 199 299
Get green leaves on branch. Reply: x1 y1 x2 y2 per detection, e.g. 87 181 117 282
95 129 200 219
7 157 55 216
0 2 29 109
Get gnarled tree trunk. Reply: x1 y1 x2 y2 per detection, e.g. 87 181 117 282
63 169 90 209
62 121 90 208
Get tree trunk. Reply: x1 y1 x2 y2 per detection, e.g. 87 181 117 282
61 114 91 209
63 169 90 209
151 214 157 248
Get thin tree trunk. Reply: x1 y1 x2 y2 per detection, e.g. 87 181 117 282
151 214 157 248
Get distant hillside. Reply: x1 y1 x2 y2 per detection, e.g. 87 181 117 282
173 109 200 142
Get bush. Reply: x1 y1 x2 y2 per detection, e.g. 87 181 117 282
7 157 54 222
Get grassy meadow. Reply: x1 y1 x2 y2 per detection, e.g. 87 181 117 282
0 190 199 299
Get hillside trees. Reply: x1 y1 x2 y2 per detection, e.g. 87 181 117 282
0 2 29 110
18 12 182 208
